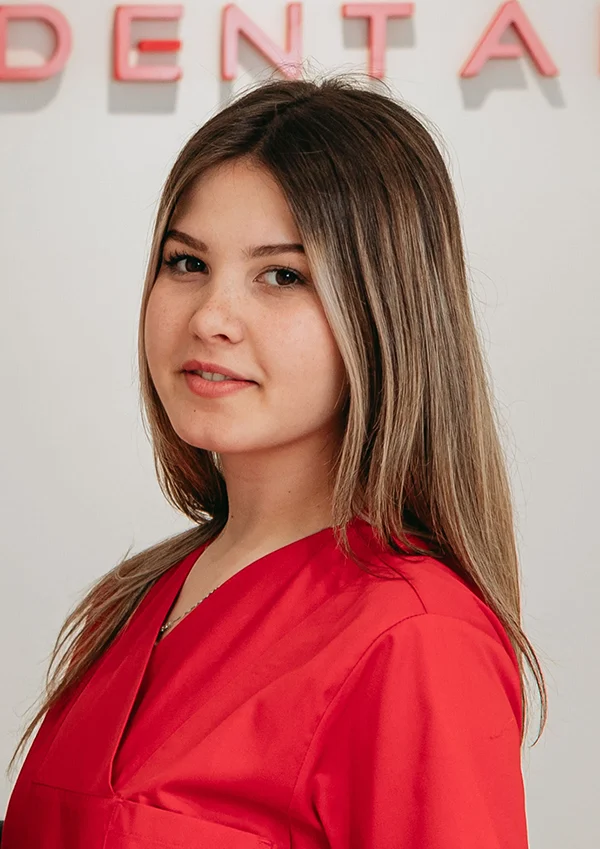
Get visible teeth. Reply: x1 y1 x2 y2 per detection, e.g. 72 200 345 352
193 370 234 382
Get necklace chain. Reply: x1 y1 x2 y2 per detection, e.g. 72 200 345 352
156 585 220 642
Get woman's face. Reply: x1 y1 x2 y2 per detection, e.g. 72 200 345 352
145 158 347 457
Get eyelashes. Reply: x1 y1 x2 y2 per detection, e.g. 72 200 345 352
162 250 308 289
163 252 205 275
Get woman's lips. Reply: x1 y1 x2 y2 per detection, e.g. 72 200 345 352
183 371 257 399
181 360 251 381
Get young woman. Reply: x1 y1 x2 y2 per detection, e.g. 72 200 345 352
2 74 545 849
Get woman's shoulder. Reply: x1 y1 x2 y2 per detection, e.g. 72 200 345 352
342 523 518 671
331 539 524 731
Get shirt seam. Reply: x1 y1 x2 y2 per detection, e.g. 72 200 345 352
285 609 515 840
285 609 427 838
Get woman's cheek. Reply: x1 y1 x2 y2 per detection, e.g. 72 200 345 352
146 286 179 352
144 288 176 381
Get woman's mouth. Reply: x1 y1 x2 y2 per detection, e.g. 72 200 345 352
188 369 240 382
183 370 257 398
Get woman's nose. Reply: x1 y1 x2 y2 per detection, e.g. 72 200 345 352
187 278 245 343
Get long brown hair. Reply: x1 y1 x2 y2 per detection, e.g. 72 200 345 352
8 71 546 777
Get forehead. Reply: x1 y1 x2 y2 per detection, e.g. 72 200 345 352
171 159 296 233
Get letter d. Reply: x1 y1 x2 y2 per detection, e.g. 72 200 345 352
0 4 72 81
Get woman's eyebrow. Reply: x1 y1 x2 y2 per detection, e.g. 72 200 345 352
165 228 305 259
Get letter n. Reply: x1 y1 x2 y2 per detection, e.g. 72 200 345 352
221 3 303 81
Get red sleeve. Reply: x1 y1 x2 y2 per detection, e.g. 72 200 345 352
309 614 528 848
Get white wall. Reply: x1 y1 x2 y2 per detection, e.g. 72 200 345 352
1 1 598 845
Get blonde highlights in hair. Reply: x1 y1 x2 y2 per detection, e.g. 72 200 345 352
8 73 546 777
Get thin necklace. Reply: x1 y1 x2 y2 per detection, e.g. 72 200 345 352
156 531 228 644
155 585 220 644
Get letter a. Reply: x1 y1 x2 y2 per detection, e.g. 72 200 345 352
460 0 558 78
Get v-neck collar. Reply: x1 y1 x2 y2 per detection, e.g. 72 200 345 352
33 545 200 796
33 521 354 797
152 523 338 651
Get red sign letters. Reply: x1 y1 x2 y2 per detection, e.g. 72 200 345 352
0 1 581 84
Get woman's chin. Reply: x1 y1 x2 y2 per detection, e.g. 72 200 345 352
173 426 249 454
176 433 227 453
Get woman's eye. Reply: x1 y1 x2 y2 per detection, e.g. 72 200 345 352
163 253 205 275
262 267 306 288
162 253 305 289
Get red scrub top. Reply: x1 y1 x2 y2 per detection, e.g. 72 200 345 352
2 517 528 848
